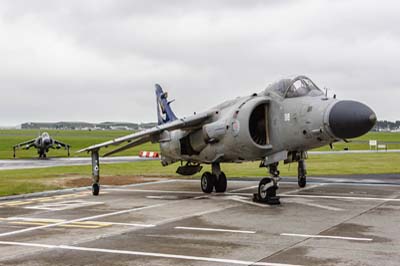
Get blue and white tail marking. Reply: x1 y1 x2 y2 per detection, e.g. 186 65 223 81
155 84 178 125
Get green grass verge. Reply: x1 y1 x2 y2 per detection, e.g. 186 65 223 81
0 129 159 159
0 130 399 196
1 153 399 196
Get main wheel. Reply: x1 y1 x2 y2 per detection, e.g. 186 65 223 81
258 178 276 202
201 172 215 193
92 183 100 196
298 176 306 188
215 172 227 193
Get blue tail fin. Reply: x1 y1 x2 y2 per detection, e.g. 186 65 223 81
155 84 178 125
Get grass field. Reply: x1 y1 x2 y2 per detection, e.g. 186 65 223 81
0 129 399 196
0 129 159 159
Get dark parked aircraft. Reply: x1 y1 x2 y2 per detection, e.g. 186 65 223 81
13 132 70 159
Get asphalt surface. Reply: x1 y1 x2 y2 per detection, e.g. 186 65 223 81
0 175 400 265
0 156 157 170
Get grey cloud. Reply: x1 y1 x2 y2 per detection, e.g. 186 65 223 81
0 0 399 126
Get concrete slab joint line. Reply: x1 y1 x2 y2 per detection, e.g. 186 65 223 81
0 241 304 266
280 233 373 241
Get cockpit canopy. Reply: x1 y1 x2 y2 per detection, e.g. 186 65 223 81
266 76 324 98
41 132 50 138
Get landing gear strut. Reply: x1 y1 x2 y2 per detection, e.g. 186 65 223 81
298 160 307 188
91 150 100 196
200 163 227 193
254 162 280 205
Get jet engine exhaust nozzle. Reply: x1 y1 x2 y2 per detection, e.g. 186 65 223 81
329 100 376 139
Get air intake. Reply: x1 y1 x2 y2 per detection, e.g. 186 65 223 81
249 104 269 146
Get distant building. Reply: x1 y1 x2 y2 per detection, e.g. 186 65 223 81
19 122 156 131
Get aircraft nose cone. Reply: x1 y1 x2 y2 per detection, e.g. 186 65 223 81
329 100 377 139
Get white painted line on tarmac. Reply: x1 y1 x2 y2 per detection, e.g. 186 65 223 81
0 241 303 266
105 188 204 194
281 184 323 195
296 202 343 211
174 226 256 234
284 198 343 211
0 203 167 238
226 195 270 208
281 194 400 202
104 222 155 227
154 205 237 226
281 233 373 242
229 186 258 193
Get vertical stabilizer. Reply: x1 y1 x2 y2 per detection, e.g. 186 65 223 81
155 84 178 125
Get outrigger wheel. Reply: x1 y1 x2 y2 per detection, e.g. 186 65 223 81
298 160 307 188
92 183 100 196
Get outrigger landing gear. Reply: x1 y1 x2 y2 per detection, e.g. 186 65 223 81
254 162 281 205
298 160 307 188
200 163 227 193
91 150 100 196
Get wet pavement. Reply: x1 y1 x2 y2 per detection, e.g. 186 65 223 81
0 176 399 266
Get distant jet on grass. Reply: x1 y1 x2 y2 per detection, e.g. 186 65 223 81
13 132 71 159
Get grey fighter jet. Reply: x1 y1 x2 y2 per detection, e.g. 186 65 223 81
79 76 376 203
13 132 71 159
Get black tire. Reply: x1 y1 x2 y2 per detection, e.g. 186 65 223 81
298 176 306 188
201 172 215 193
215 172 227 193
258 178 276 202
92 183 100 196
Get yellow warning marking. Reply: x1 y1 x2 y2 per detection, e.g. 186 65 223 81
11 222 51 226
61 224 109 229
10 222 108 229
0 193 94 208
3 201 32 206
36 198 56 203
8 218 111 229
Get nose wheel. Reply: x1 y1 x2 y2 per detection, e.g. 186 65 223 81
254 162 281 204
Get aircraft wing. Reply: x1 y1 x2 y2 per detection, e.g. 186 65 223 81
13 139 36 150
54 139 70 148
77 111 213 155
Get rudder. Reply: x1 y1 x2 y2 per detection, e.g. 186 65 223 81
155 84 178 125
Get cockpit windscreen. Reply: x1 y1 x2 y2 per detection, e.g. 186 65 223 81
267 76 323 98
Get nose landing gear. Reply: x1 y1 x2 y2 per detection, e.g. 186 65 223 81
253 162 281 205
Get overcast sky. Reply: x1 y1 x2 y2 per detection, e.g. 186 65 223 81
0 0 399 126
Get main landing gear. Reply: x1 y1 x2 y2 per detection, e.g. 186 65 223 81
200 163 227 193
253 162 280 205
